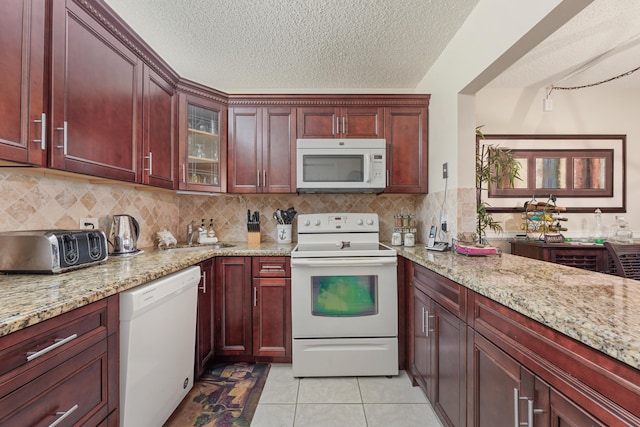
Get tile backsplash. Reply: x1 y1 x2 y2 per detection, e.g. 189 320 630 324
1 169 444 248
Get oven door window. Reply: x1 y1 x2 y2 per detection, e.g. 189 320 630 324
302 155 364 183
311 275 378 316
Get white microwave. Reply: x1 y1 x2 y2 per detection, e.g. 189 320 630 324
296 139 387 193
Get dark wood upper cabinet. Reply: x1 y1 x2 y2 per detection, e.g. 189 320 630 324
177 83 228 193
294 96 429 193
228 105 296 193
385 106 428 193
0 0 47 166
296 106 383 139
49 0 143 182
141 65 176 189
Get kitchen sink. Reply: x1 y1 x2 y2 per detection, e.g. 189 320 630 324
163 243 235 252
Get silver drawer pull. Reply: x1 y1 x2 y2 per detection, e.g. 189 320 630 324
33 113 46 149
199 271 207 293
26 333 78 362
144 151 153 175
48 404 79 427
55 121 67 155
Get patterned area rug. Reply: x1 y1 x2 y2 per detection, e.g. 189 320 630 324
165 362 270 427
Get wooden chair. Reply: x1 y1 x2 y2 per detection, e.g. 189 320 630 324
604 242 640 280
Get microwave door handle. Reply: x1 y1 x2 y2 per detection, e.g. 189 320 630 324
364 154 372 183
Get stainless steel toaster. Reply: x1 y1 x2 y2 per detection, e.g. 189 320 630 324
0 230 109 274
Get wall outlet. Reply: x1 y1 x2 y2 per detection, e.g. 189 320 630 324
442 162 448 179
79 217 99 230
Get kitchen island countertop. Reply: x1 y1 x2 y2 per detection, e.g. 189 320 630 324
396 245 640 372
2 241 639 373
0 242 293 338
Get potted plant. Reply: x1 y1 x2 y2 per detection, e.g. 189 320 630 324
474 126 521 244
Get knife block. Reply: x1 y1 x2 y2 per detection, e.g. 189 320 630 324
247 231 261 244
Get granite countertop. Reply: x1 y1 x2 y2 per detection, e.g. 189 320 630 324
0 242 293 338
2 240 639 373
396 246 640 371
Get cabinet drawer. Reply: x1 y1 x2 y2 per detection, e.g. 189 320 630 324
0 296 116 383
412 264 466 320
252 257 290 277
0 339 110 426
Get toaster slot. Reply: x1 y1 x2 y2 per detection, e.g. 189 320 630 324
87 232 105 261
61 234 79 266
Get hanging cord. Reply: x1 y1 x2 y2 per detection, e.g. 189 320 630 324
548 33 640 93
551 64 640 91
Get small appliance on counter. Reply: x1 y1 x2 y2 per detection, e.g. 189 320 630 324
0 229 109 274
109 214 140 255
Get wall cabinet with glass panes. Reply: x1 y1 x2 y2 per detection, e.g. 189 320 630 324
177 87 227 192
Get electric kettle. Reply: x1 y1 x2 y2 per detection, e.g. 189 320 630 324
109 214 140 255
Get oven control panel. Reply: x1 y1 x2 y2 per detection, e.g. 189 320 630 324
299 213 379 233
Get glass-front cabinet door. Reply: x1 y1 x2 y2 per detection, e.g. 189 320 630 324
178 89 227 192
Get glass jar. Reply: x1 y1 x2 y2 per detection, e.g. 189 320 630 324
403 232 415 247
391 232 402 246
611 216 633 243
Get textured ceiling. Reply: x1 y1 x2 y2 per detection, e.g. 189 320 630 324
487 0 640 91
104 0 478 93
103 0 640 94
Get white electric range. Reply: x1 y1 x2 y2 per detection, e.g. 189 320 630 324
290 213 398 377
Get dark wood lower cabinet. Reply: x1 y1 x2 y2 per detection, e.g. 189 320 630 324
410 263 466 427
215 257 252 357
469 330 607 427
214 256 291 362
405 258 640 427
252 276 291 359
0 295 119 426
468 330 531 427
470 291 640 427
196 258 215 378
510 240 613 273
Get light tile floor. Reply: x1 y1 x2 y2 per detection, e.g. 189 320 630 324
252 364 444 427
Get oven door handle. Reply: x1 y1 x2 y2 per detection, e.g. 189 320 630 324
291 257 397 267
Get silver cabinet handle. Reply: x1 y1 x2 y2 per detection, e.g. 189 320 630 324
33 113 46 150
425 310 435 337
513 388 520 427
513 388 543 427
253 286 257 306
144 151 153 175
182 163 186 183
48 404 79 427
257 170 260 188
342 117 345 136
335 117 339 135
263 170 267 188
199 271 207 293
55 121 67 155
386 170 389 186
27 333 78 362
421 307 426 334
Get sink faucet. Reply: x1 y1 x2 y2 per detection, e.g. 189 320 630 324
187 220 196 245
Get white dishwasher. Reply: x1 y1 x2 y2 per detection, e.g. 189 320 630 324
119 265 200 427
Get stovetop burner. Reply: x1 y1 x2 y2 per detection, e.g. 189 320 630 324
292 213 396 258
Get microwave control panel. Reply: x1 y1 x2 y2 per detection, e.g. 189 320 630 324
371 154 385 181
